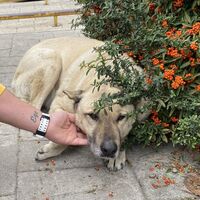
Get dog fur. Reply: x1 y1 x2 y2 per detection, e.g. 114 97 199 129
12 37 147 170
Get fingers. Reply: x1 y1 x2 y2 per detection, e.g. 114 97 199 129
71 132 88 145
77 132 87 139
70 132 88 146
67 112 76 123
71 138 88 146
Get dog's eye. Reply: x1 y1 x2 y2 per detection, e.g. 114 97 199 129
87 113 99 121
117 115 126 122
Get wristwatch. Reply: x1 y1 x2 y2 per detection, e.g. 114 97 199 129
34 113 50 138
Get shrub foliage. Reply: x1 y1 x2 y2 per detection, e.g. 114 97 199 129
74 0 200 149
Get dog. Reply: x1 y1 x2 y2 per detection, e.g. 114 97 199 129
12 37 148 170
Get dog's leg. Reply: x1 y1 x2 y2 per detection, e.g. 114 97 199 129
35 142 66 160
107 150 126 171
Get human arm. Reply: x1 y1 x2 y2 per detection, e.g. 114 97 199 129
0 84 88 145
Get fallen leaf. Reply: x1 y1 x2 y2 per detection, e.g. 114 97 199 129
108 192 114 197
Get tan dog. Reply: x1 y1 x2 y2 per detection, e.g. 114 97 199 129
12 37 147 170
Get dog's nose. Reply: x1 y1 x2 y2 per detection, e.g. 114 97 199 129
100 139 117 157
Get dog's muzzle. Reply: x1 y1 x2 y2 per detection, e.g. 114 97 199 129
100 139 117 158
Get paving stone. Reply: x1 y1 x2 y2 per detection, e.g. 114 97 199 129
0 48 11 57
0 73 15 88
17 167 144 200
18 140 103 172
0 124 18 196
0 67 17 76
0 195 15 200
52 30 83 38
10 38 41 56
13 31 54 40
10 30 84 57
0 38 12 50
0 26 17 34
0 56 21 68
0 34 13 41
19 129 48 142
127 144 197 200
0 8 20 14
0 123 18 145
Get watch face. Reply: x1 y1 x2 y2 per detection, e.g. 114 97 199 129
35 113 50 137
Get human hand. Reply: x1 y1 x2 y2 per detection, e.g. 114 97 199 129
45 111 88 146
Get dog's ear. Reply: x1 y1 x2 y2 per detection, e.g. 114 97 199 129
136 98 150 122
63 90 83 103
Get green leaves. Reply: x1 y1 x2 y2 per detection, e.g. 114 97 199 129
74 0 200 149
172 115 200 149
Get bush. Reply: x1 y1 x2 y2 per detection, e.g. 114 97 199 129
74 0 200 149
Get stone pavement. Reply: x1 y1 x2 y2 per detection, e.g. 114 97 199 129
0 1 199 200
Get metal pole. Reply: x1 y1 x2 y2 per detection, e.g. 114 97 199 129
54 16 58 26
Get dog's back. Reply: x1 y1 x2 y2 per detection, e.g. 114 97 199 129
12 37 103 108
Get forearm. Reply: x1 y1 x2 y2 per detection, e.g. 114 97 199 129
0 89 42 133
0 86 88 146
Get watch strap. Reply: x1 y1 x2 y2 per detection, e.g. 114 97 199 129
34 113 50 138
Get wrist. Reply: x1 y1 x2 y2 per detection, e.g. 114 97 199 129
34 113 50 138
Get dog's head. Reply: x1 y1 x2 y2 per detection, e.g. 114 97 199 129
63 86 148 159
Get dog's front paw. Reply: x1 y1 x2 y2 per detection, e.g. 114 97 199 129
106 150 126 171
35 142 66 161
35 145 49 161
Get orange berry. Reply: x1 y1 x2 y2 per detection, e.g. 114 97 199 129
174 76 185 86
169 64 178 70
149 3 155 11
149 167 155 172
127 51 134 57
171 81 180 89
146 77 153 85
167 47 181 58
162 122 170 127
173 0 184 8
163 69 175 80
171 117 179 123
159 63 164 70
185 73 192 78
175 30 182 37
195 85 200 91
190 42 198 51
138 55 144 60
186 22 200 35
189 58 196 66
152 58 160 65
162 20 168 28
151 183 159 189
